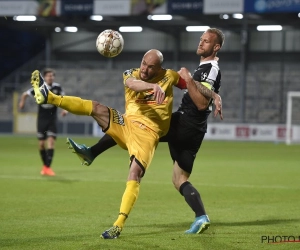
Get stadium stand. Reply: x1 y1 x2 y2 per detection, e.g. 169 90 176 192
1 60 300 126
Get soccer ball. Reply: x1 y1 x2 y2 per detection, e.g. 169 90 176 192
96 29 124 58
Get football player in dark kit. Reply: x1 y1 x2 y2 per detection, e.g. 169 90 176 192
19 68 68 176
67 28 224 234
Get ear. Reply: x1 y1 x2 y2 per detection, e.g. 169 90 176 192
214 44 220 52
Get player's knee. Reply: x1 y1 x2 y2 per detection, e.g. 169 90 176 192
47 137 55 148
172 173 189 191
128 161 144 182
128 170 143 182
91 101 110 129
38 141 45 150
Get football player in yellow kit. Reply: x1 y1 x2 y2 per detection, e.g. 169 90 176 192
30 49 187 239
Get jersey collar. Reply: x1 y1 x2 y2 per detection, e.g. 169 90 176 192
44 82 51 89
199 60 218 66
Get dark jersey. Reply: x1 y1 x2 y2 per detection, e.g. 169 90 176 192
177 60 221 133
27 82 65 120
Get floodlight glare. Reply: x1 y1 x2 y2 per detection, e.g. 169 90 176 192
148 15 172 21
186 26 210 32
119 26 143 32
13 15 36 21
90 15 103 21
64 26 78 32
257 25 282 31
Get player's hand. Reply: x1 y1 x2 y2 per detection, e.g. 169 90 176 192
61 110 68 117
213 94 223 120
177 67 193 82
153 84 165 104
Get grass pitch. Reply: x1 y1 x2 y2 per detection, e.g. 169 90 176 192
0 135 299 250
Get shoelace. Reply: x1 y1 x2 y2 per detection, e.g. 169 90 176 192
107 227 120 236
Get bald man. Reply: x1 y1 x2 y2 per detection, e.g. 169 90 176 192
29 49 187 239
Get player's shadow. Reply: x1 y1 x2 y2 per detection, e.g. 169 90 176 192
130 222 188 229
125 218 300 237
44 176 80 183
127 222 190 236
214 218 300 227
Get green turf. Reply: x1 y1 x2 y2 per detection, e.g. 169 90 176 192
0 135 299 250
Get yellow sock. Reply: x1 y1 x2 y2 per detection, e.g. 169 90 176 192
113 180 140 229
47 91 93 115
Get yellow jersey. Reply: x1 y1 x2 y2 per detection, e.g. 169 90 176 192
123 68 180 137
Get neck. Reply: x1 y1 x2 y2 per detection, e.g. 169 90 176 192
200 55 216 62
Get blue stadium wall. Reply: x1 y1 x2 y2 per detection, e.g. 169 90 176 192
0 28 45 80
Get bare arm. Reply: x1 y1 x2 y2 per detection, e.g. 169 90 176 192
193 80 216 99
19 92 29 109
125 77 155 92
178 67 223 119
125 77 165 104
185 78 210 110
189 79 223 119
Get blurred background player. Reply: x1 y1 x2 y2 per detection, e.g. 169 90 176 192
67 28 224 234
19 68 68 176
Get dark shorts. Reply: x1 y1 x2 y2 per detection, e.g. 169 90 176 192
37 118 57 140
160 112 205 174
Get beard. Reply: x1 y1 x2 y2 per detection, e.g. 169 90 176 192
196 47 214 58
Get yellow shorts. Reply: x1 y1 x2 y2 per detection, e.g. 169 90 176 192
103 107 159 174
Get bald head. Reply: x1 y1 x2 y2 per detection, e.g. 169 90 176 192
144 49 164 65
139 49 164 81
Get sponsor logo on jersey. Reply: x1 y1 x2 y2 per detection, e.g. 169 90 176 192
111 108 125 126
201 72 208 81
159 76 169 84
124 69 133 76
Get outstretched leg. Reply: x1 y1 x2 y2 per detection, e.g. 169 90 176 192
91 134 117 157
68 122 169 167
66 134 117 166
31 70 109 129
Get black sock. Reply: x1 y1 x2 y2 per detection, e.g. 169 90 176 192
90 134 117 157
179 181 206 217
46 149 54 167
39 149 47 166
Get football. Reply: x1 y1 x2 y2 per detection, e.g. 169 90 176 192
96 29 124 58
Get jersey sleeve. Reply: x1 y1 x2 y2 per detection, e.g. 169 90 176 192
176 77 187 89
193 64 218 91
168 70 186 89
26 88 34 96
123 68 139 86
